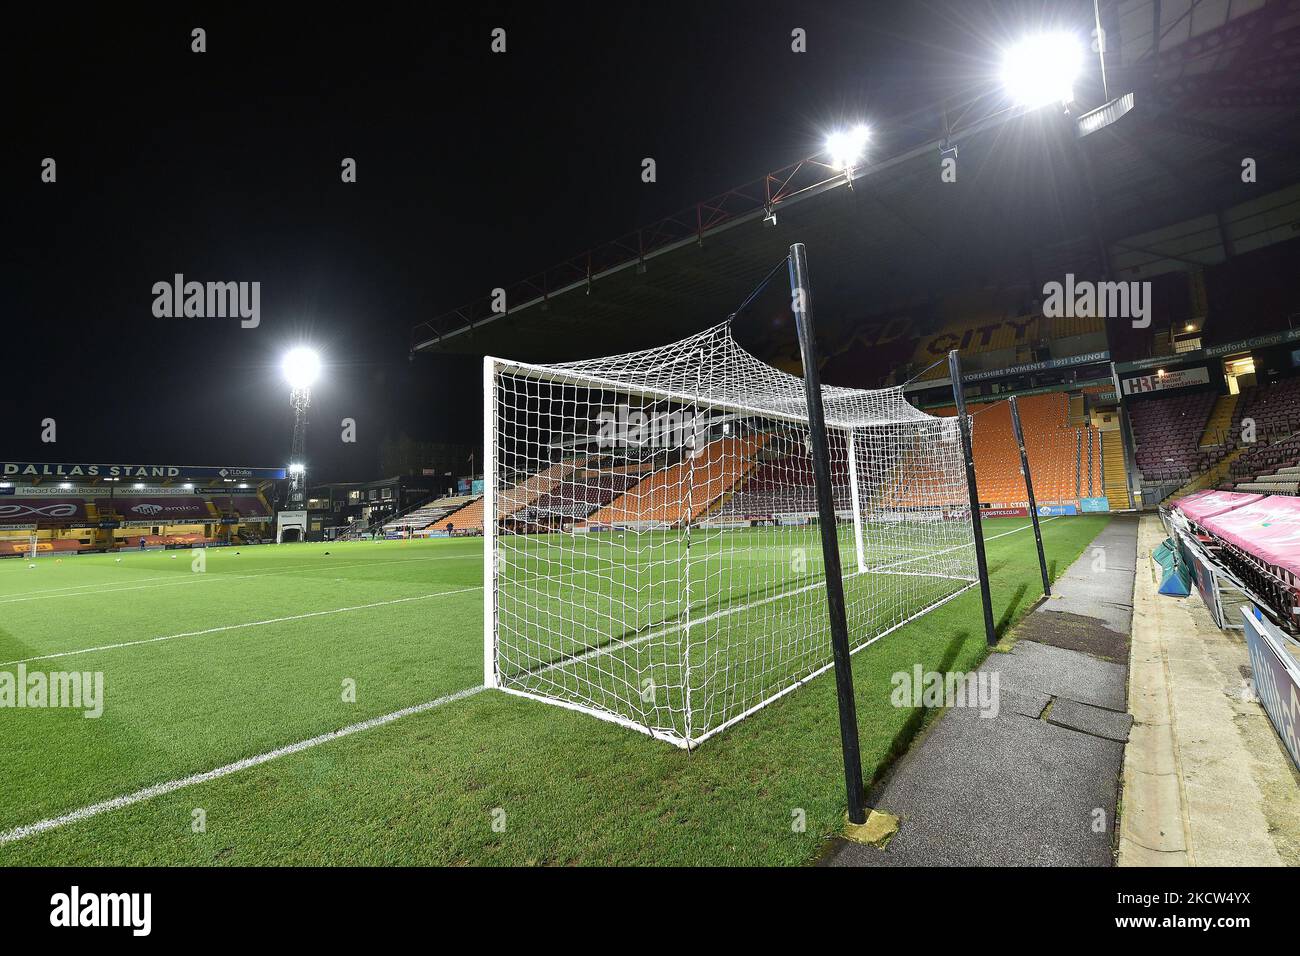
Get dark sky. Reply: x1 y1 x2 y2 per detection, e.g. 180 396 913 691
5 1 1091 481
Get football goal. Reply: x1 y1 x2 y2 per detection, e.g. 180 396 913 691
483 302 980 748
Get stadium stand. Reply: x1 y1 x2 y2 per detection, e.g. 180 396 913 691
518 471 645 522
382 492 479 533
440 460 592 532
441 496 486 532
1229 432 1300 488
1128 390 1218 484
717 435 852 518
0 483 277 556
933 393 1102 507
588 436 765 526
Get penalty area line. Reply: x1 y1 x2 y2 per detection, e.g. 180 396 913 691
0 685 487 848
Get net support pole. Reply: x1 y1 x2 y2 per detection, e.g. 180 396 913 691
482 356 498 689
788 242 866 826
1009 395 1051 598
948 350 998 647
845 429 868 574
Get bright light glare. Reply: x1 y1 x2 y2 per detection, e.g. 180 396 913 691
1001 33 1083 108
289 463 305 475
282 347 322 389
825 124 870 170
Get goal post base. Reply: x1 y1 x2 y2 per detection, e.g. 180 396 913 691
842 809 900 847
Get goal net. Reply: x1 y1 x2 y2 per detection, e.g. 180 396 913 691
484 322 979 748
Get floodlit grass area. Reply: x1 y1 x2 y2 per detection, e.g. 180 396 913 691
0 515 1108 866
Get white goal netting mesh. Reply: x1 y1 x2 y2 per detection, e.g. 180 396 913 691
485 321 977 747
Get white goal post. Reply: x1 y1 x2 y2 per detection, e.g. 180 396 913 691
483 321 979 748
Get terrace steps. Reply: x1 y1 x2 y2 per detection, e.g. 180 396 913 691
1198 393 1239 449
1101 429 1131 510
1068 393 1087 426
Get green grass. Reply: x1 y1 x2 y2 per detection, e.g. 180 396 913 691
0 515 1108 865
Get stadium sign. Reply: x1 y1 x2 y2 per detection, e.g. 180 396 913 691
1121 366 1210 395
963 351 1110 382
908 352 1110 391
1114 329 1300 375
0 463 286 481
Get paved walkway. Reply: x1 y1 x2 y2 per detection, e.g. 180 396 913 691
824 516 1137 866
1120 515 1300 866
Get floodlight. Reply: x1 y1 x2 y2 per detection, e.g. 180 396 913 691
282 347 322 389
1001 33 1083 109
289 463 305 475
825 124 870 170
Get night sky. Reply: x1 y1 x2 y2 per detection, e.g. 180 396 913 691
5 1 1088 481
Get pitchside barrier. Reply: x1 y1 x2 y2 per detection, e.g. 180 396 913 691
1241 607 1300 772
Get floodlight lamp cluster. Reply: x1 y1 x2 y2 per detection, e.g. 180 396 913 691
824 124 870 171
282 347 322 390
1000 32 1083 109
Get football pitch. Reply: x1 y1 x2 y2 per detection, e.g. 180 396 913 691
0 515 1108 866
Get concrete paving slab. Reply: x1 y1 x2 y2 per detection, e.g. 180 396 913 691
1046 566 1136 606
991 640 1128 712
1048 697 1133 742
1122 767 1187 854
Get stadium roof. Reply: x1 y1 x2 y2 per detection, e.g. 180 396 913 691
413 0 1300 364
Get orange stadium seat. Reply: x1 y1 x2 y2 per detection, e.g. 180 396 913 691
933 393 1102 507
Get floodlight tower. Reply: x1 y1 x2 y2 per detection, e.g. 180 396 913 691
282 347 322 508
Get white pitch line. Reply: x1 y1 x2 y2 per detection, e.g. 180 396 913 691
0 685 487 847
0 586 483 667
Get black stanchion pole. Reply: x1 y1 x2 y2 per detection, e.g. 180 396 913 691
1009 395 1051 597
788 242 866 825
948 349 998 646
